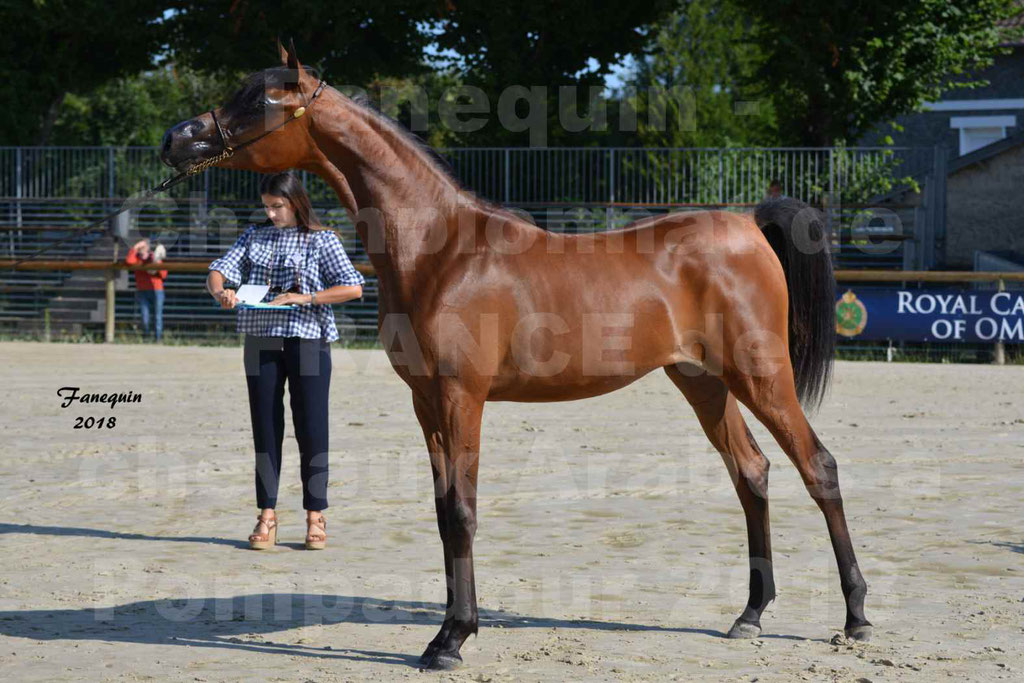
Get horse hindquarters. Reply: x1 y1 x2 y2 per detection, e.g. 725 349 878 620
713 199 871 639
722 366 872 640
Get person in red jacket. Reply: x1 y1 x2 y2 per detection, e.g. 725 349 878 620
126 239 168 342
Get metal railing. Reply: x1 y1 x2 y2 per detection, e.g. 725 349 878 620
0 145 933 204
0 144 947 344
0 144 941 275
3 260 1021 358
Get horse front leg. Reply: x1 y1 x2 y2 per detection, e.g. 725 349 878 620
412 392 455 665
415 386 484 670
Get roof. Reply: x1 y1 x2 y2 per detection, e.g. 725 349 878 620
869 129 1024 204
948 127 1024 173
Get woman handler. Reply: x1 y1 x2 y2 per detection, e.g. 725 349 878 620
206 171 365 550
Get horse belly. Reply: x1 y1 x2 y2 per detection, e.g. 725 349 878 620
486 304 693 402
488 367 660 402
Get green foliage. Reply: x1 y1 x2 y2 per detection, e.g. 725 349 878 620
6 0 1020 153
624 0 775 148
733 0 1022 145
0 0 167 145
50 64 247 146
428 0 676 145
364 70 472 149
163 0 439 85
828 142 921 204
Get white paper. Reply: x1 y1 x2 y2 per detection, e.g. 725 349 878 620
235 284 270 305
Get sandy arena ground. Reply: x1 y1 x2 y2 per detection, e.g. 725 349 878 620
0 341 1021 682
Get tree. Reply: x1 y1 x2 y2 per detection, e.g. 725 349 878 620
49 64 248 146
163 0 439 86
364 70 471 149
623 0 775 148
0 0 167 145
733 0 1023 146
430 0 676 145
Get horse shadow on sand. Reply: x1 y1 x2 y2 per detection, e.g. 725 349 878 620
0 524 819 667
1 592 809 667
968 539 1024 555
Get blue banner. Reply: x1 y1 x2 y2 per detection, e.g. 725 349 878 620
835 288 1024 342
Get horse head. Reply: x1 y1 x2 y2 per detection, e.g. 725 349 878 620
160 38 322 175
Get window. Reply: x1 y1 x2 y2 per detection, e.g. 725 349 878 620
949 115 1017 155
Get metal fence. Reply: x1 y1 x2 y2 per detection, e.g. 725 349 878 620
0 145 935 205
0 145 943 343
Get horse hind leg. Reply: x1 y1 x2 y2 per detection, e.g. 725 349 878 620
723 365 872 641
664 365 776 638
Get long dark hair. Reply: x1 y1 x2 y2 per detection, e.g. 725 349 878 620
259 171 323 232
754 197 836 412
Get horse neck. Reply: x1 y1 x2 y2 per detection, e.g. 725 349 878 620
306 91 467 295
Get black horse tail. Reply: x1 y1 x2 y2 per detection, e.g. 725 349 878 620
754 197 835 412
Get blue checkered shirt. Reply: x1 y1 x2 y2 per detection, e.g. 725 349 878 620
208 222 365 341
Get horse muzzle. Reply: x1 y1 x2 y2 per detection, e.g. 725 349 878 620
160 116 221 171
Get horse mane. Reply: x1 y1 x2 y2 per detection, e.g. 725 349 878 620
234 72 523 225
342 90 539 231
345 90 467 191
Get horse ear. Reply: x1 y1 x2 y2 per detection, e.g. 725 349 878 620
287 37 302 74
277 35 289 65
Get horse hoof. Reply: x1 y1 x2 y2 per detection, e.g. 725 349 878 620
845 623 873 642
421 652 463 671
417 645 439 667
727 619 761 639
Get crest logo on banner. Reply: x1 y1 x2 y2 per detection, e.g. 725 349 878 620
836 290 868 337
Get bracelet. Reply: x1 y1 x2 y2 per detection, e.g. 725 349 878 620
310 291 318 305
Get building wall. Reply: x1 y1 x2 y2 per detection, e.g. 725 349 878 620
944 143 1024 267
863 49 1024 161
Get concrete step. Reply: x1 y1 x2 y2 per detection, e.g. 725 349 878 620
49 310 98 324
48 297 104 311
63 270 130 290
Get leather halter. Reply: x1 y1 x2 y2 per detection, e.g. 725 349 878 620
187 78 328 176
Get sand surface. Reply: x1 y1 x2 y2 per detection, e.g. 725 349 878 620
0 341 1022 682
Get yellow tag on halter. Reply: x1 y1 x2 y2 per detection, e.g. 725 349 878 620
293 107 306 119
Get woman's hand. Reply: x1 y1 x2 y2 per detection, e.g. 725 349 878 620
268 292 312 307
216 289 238 309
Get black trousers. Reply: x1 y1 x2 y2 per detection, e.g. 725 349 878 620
243 335 332 511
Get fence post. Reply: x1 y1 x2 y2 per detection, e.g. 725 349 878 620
606 148 615 231
504 148 511 204
929 145 946 269
105 268 116 343
827 147 835 237
107 146 115 211
994 278 1006 365
15 147 22 230
717 150 724 205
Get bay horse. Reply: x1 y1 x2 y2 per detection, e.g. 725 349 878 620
161 42 872 669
